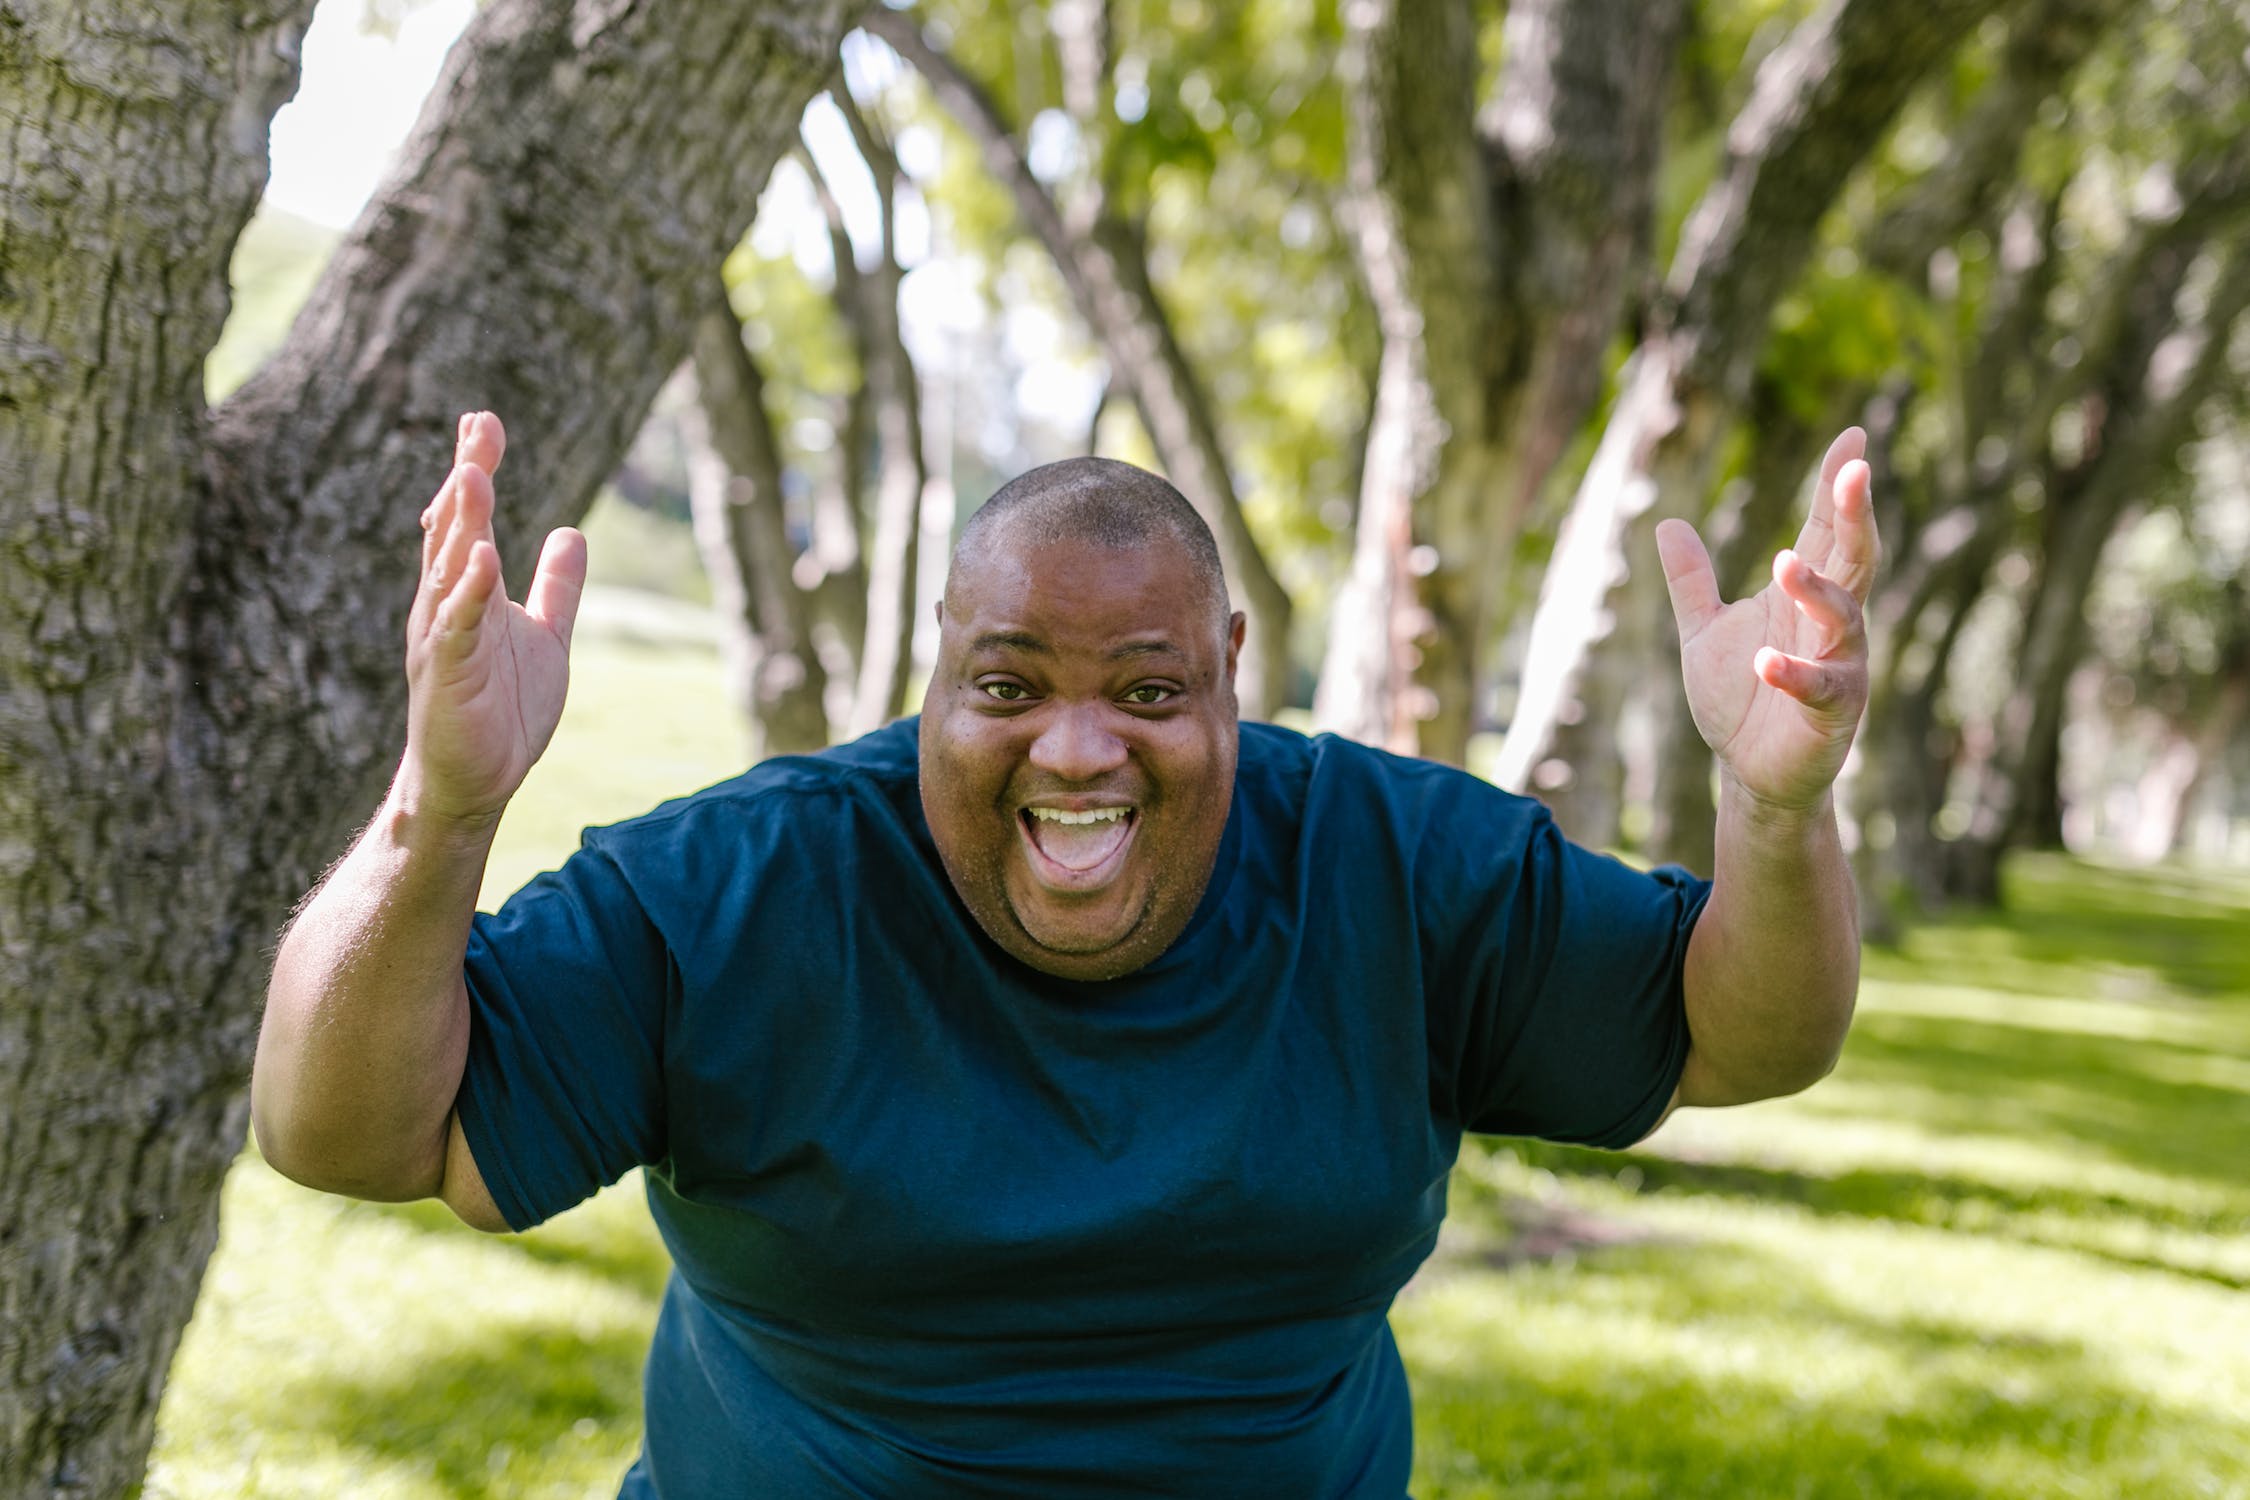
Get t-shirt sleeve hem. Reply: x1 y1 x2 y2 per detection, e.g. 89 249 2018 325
454 1061 542 1234
1578 1043 1687 1151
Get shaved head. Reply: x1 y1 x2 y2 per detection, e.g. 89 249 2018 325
948 457 1230 638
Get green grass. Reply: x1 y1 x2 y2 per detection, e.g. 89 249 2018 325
1406 856 2250 1499
205 203 341 404
151 628 2250 1498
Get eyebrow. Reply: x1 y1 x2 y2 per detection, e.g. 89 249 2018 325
968 631 1184 662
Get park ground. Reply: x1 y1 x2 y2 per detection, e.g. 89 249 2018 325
147 604 2250 1500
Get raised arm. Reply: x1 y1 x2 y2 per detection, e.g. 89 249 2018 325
1654 428 1879 1111
252 412 586 1230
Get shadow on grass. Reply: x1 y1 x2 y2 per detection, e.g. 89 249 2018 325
1403 1237 2247 1500
1481 1137 2246 1289
1818 1010 2250 1191
256 1321 647 1499
1873 854 2250 1001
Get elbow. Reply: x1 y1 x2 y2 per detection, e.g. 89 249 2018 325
1758 999 1856 1100
1766 1002 1857 1099
1766 1039 1846 1100
1682 1001 1855 1107
249 1085 445 1204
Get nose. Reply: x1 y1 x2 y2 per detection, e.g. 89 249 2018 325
1027 702 1129 783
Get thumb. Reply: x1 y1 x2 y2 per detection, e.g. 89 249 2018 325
526 528 589 650
1655 518 1722 641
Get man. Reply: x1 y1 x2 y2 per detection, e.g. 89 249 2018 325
254 411 1877 1497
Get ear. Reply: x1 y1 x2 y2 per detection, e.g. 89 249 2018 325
1225 611 1246 681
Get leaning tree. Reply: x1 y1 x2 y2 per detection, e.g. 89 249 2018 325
0 0 855 1492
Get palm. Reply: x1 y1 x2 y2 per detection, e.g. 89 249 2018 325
421 592 571 797
1657 430 1880 815
403 412 586 824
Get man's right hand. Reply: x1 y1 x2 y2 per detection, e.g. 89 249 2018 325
403 411 588 829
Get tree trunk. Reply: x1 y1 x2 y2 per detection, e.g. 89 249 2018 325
688 293 832 758
832 91 929 737
1851 497 2006 933
1318 0 1680 762
0 10 317 1491
2 1 852 1491
865 8 1296 720
1945 489 2117 902
1947 235 2250 901
799 143 873 705
1495 0 2007 789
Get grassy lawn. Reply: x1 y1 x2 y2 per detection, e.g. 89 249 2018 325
150 609 2250 1498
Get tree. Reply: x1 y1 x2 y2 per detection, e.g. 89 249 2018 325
1314 0 1681 760
865 2 1300 719
1844 0 2250 916
686 282 833 758
0 0 854 1490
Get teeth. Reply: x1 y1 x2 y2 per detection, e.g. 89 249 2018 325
1028 806 1129 825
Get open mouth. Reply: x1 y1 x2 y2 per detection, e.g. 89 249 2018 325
1019 804 1139 890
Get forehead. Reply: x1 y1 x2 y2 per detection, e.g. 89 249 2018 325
944 531 1216 651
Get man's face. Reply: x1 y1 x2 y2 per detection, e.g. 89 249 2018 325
919 528 1244 981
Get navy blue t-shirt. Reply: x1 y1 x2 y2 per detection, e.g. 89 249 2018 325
455 719 1709 1497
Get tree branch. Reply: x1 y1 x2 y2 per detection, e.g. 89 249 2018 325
864 6 1295 717
199 0 853 812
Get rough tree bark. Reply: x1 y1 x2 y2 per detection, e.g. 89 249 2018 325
1495 0 2012 797
0 0 853 1492
862 5 1296 720
687 287 833 758
1315 0 1681 762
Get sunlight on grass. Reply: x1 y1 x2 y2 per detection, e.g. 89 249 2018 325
1405 852 2250 1499
156 616 2250 1497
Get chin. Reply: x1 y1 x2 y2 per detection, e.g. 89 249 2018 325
1007 939 1156 983
1004 896 1157 980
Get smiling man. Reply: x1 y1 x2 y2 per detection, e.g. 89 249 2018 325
254 414 1876 1498
920 459 1243 981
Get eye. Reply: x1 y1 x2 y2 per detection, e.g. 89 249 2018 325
980 681 1032 702
1122 684 1176 706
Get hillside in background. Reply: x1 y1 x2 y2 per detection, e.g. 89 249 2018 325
204 203 341 404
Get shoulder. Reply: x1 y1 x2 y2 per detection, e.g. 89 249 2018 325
1237 720 1549 852
576 718 925 874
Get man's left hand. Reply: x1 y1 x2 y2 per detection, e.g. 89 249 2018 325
1655 427 1881 816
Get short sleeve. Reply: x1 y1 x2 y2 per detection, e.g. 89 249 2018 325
454 834 672 1231
1430 805 1711 1149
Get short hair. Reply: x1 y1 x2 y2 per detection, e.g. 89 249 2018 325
951 457 1230 624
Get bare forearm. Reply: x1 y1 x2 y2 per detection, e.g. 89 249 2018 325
1677 773 1861 1105
253 766 495 1199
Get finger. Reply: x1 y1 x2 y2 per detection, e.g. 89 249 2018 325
1826 458 1881 603
426 465 497 614
1655 518 1724 639
435 541 502 647
457 410 506 477
1775 548 1864 658
454 437 500 558
1791 426 1867 560
526 527 588 650
1755 646 1862 716
421 464 462 577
